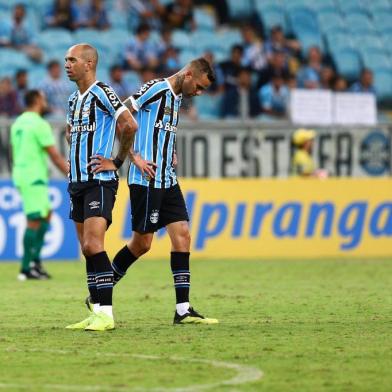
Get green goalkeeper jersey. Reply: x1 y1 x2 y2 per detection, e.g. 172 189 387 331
11 111 55 186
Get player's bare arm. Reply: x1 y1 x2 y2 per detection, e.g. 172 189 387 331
123 97 135 114
65 124 71 145
45 145 68 176
123 96 157 178
89 110 137 174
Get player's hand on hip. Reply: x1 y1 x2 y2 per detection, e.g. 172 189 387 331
88 155 117 173
133 154 157 178
172 152 178 166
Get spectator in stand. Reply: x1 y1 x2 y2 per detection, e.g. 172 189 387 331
0 77 20 117
259 72 290 118
160 46 181 74
1 4 42 62
127 0 164 31
109 65 135 100
240 24 267 72
158 27 181 75
287 74 297 90
44 0 77 30
39 60 71 118
159 0 196 31
124 23 159 71
334 76 348 92
157 27 175 58
203 51 224 94
350 68 376 94
73 0 91 29
296 46 324 89
264 25 301 61
14 69 29 112
320 66 335 90
86 0 110 30
138 68 158 85
194 0 229 25
257 49 290 88
221 67 259 119
218 45 244 90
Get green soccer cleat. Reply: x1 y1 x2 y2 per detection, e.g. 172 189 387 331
173 307 219 325
85 312 115 331
65 314 95 330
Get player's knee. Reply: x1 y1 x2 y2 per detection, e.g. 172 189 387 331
182 230 191 248
129 237 151 257
82 239 103 257
173 228 191 251
138 238 152 255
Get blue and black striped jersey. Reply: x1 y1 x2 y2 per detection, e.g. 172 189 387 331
67 81 127 183
128 78 182 189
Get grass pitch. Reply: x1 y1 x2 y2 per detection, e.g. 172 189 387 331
0 258 391 391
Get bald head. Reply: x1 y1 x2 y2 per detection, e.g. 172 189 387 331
70 43 98 69
65 43 98 86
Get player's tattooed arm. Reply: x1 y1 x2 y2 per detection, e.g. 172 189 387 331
116 109 137 163
123 97 136 114
89 110 137 173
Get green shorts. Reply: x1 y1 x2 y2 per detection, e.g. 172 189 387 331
17 182 51 220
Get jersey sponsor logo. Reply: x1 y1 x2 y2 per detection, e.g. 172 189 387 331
154 120 177 133
101 85 121 109
136 79 160 96
72 123 96 132
150 209 159 224
89 200 100 209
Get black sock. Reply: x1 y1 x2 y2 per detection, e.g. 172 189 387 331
112 245 138 285
90 251 113 306
171 252 190 304
86 256 99 304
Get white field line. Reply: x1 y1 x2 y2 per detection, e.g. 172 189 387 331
1 348 263 392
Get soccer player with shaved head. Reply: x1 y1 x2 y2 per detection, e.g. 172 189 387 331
89 58 219 325
64 44 137 331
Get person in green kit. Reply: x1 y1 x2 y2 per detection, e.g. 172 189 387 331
11 89 68 280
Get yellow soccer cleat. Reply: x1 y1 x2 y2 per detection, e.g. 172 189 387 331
65 314 95 330
85 296 94 313
85 312 115 331
173 307 219 325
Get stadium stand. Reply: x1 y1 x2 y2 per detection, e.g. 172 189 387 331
1 0 392 118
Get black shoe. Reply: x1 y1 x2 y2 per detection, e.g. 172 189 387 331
17 269 44 281
30 262 52 279
173 307 219 325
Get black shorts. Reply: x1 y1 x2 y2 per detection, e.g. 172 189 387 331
129 183 189 233
68 180 118 227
